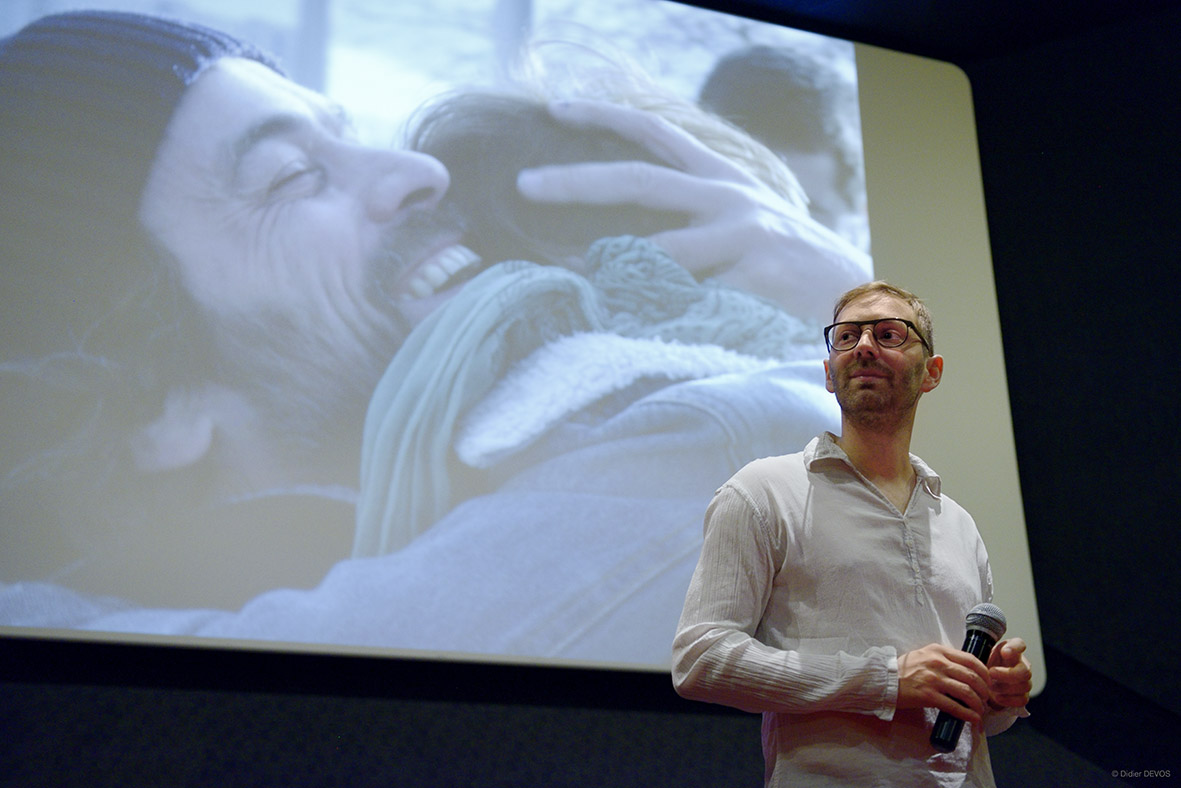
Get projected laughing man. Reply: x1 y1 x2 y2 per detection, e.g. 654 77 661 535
0 11 868 663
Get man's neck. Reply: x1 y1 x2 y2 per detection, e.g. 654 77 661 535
834 412 916 484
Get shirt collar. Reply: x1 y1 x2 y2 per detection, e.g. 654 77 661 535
806 431 942 498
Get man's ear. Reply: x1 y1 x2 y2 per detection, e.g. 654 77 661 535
921 354 944 393
129 388 217 473
823 359 836 393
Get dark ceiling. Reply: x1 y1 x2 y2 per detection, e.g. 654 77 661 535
695 0 1181 63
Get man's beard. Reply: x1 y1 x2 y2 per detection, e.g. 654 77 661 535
834 359 925 429
208 205 469 456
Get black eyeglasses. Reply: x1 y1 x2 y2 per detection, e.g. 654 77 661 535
823 318 932 354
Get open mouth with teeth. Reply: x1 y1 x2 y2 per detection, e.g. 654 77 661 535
389 243 487 328
401 244 484 300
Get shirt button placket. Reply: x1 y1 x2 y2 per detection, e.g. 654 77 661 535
900 519 925 604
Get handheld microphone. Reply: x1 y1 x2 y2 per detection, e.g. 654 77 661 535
929 602 1007 753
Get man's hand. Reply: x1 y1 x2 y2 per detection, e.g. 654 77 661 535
515 99 872 323
986 637 1033 710
897 643 991 726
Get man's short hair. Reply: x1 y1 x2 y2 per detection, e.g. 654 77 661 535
0 10 281 361
832 280 935 354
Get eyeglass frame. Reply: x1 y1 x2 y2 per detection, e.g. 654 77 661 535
823 317 933 355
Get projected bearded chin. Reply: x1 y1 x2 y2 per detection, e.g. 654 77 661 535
207 205 480 447
0 1 893 669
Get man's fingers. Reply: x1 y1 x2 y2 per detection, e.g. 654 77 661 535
945 648 992 688
989 663 1033 706
988 637 1027 667
928 684 985 725
899 644 991 725
948 665 991 710
545 98 746 181
517 160 733 213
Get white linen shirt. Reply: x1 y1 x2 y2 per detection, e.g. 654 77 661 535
672 432 1012 787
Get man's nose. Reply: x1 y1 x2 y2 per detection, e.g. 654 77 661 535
363 149 449 224
852 327 881 357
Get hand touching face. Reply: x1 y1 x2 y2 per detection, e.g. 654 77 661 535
515 99 872 323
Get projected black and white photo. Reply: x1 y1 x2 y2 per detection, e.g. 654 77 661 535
1 0 872 668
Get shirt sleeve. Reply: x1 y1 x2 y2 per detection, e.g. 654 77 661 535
671 482 897 719
983 703 1030 736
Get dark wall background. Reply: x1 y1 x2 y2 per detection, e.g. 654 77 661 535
3 4 1179 786
968 0 1180 725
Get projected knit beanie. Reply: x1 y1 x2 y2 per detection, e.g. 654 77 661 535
0 10 283 359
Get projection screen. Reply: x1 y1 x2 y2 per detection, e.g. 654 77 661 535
0 0 1042 690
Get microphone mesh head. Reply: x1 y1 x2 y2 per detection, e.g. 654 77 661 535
965 603 1007 640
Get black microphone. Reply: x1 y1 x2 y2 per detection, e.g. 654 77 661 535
929 602 1007 753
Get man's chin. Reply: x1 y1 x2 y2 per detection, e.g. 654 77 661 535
837 389 890 415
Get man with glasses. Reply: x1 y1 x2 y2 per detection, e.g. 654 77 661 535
672 281 1033 786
